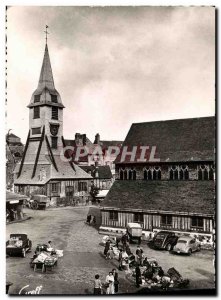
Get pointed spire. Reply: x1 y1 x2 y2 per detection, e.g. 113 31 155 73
37 44 55 90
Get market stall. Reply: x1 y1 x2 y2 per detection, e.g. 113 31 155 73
6 191 28 222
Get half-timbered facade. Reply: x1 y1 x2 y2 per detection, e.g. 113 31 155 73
100 117 215 240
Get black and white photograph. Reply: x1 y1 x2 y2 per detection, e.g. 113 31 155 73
5 5 216 295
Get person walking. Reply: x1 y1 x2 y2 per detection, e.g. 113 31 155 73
135 265 141 288
118 249 123 270
136 245 144 266
112 269 119 293
94 274 102 294
104 240 110 259
86 214 92 224
105 272 115 294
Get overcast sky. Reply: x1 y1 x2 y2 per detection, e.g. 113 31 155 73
7 6 215 143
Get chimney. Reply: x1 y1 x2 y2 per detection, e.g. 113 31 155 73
75 133 80 145
82 134 87 146
94 133 100 144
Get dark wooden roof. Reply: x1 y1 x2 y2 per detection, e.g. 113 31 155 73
115 116 215 164
101 180 215 217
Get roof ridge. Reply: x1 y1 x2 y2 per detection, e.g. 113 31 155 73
131 116 215 126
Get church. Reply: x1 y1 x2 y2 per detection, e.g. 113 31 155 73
100 117 215 242
14 42 92 205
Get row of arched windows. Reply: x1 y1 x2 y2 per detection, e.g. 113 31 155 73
120 169 136 180
119 164 215 180
198 165 214 180
169 165 189 180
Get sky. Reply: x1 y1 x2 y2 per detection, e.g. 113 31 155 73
6 6 215 143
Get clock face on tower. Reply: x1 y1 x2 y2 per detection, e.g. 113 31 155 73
50 124 59 136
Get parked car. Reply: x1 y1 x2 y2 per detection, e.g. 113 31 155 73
126 223 143 244
153 231 178 251
173 236 201 255
6 234 32 257
30 195 49 210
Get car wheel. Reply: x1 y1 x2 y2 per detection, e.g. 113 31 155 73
188 249 192 255
22 248 26 258
166 244 172 251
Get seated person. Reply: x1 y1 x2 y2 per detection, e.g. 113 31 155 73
47 241 56 254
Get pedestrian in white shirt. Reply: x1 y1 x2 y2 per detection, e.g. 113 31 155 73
105 272 115 294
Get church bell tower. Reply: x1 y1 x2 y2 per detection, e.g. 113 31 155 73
27 41 64 153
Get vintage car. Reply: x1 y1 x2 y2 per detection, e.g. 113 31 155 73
126 223 143 243
30 195 49 210
6 234 32 257
172 236 201 255
153 231 178 251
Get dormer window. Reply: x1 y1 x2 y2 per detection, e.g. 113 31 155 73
51 94 58 103
34 94 41 102
52 107 58 120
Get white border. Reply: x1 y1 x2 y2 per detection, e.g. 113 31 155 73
0 1 219 299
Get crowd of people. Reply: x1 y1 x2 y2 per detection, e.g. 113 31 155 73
99 233 189 292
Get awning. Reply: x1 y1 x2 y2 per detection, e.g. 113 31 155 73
6 191 28 203
95 189 109 198
9 200 19 204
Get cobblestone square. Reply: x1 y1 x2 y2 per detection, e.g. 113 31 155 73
6 207 215 295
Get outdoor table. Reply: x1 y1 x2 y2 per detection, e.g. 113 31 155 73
33 262 45 272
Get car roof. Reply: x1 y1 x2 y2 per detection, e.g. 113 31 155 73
156 231 174 235
127 222 142 228
178 235 194 241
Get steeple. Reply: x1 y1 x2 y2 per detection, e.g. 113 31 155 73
27 32 64 150
38 44 55 91
28 30 64 108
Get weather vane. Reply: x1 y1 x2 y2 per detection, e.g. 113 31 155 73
44 25 49 44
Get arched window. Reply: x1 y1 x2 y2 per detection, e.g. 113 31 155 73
143 167 161 180
184 168 189 180
198 165 210 180
144 169 147 180
180 165 189 180
169 169 173 180
204 168 209 180
129 169 136 180
170 166 179 180
153 166 161 180
209 167 214 180
147 168 152 180
120 169 124 180
143 168 152 180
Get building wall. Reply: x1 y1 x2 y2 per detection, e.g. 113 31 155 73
93 178 112 190
101 210 213 234
115 163 215 181
15 179 91 202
